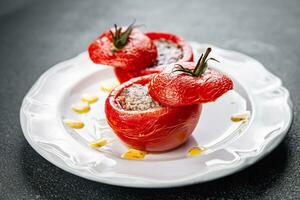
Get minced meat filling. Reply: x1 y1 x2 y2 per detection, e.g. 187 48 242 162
154 39 183 65
117 84 160 111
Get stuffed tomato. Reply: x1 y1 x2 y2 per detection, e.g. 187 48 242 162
105 74 201 152
114 32 194 83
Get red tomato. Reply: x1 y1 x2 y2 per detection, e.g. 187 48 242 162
149 62 234 107
88 27 157 71
105 74 202 152
114 32 193 83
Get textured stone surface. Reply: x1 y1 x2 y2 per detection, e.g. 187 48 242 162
0 0 299 199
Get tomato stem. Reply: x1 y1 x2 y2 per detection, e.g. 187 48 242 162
172 47 219 77
110 21 135 50
193 47 211 76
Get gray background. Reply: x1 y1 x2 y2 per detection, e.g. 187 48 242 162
0 0 299 199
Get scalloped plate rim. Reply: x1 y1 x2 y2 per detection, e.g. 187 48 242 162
20 43 293 188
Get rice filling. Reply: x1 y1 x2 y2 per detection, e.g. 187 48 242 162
154 38 183 65
117 84 160 111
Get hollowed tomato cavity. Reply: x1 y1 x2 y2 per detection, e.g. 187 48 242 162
116 84 161 111
154 38 183 66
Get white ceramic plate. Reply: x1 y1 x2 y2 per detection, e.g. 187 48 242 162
20 42 292 188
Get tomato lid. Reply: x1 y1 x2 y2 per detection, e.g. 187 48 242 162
148 48 234 107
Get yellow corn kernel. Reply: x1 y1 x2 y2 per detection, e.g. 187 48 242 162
63 119 84 129
122 149 146 160
188 146 207 156
231 111 250 122
99 79 119 92
71 102 90 114
89 138 108 148
81 93 99 104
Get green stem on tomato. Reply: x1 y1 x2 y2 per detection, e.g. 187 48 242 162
110 21 135 50
172 47 218 77
193 47 211 76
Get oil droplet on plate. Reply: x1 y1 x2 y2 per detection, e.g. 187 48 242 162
122 149 146 160
63 119 84 129
89 138 108 148
71 102 90 114
188 146 207 156
231 111 250 122
81 93 99 104
99 79 119 92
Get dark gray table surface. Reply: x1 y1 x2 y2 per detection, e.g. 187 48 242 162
0 0 299 199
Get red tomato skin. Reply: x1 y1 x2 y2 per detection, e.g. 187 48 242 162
88 28 157 71
114 32 194 83
149 62 234 106
113 65 164 83
105 74 202 152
